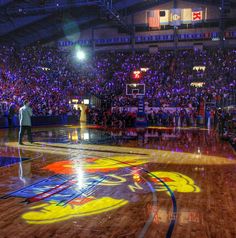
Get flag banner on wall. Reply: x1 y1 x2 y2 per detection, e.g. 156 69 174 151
170 9 181 26
146 8 205 26
181 8 192 24
147 10 160 28
192 8 203 22
160 10 170 25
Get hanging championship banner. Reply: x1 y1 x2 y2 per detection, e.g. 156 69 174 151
160 10 170 25
181 8 192 24
192 8 203 22
170 9 181 26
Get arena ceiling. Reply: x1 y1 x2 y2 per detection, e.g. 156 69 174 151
0 0 235 47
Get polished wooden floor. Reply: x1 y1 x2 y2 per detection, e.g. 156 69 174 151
0 125 235 238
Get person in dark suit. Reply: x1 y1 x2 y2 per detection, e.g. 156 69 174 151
217 108 225 137
8 103 15 127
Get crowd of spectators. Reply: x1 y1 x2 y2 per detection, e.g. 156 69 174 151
0 45 235 122
86 106 235 148
87 108 136 128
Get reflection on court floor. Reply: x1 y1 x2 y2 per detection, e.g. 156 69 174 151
0 126 235 238
2 153 200 226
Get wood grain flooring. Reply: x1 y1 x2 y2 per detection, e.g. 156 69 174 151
0 126 235 238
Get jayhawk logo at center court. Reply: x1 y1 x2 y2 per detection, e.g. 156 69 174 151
1 156 200 225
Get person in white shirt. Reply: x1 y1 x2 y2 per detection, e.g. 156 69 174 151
18 100 33 145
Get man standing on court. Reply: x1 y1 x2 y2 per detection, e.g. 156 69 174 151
19 100 33 145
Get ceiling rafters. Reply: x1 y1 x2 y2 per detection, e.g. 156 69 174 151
0 0 14 7
0 0 235 46
15 15 98 47
0 14 49 36
5 0 99 16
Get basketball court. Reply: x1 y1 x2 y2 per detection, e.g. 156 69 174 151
0 125 235 238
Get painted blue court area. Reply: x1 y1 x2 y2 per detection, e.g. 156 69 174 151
0 157 31 168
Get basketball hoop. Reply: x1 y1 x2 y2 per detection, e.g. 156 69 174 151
126 84 145 97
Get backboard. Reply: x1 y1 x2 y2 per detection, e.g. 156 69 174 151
126 84 145 96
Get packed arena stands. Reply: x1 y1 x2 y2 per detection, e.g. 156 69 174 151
0 46 235 142
1 0 236 236
1 46 235 112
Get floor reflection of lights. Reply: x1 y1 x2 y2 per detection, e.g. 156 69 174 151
5 142 236 165
1 126 236 238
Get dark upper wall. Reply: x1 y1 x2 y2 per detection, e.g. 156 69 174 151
131 0 236 25
1 0 236 47
56 0 235 42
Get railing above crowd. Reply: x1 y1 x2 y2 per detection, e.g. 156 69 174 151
58 31 236 47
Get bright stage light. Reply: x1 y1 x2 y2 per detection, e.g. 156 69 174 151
76 50 86 61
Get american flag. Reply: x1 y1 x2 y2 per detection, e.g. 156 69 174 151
147 10 160 28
